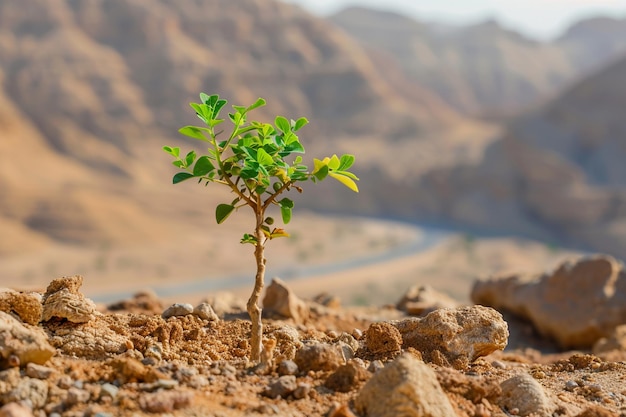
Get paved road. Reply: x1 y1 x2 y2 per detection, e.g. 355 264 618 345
89 222 449 304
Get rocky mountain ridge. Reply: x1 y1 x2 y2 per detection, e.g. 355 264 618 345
331 7 626 118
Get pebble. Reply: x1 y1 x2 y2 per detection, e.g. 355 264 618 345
277 360 299 376
491 360 507 369
144 344 163 362
264 375 297 399
565 380 579 391
99 383 119 400
193 303 219 321
367 360 384 373
139 379 179 392
66 387 90 405
0 403 35 417
293 383 311 399
351 328 363 340
25 363 54 379
162 303 194 319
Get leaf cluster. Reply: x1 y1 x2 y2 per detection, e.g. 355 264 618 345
163 93 358 245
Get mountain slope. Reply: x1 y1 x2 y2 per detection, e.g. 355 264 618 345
330 7 626 119
0 0 486 255
405 54 626 257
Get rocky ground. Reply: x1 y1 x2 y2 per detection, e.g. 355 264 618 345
2 256 626 417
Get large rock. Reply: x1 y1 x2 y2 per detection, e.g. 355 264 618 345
41 275 97 323
0 311 56 368
263 278 309 324
354 353 456 417
0 289 42 325
392 305 509 369
472 255 626 349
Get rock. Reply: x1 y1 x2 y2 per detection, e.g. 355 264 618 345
593 324 626 355
107 290 163 315
364 322 402 357
67 386 91 405
138 390 193 413
263 375 297 399
0 289 42 325
100 383 119 399
24 363 54 379
1 377 49 409
396 285 458 316
312 292 341 309
0 311 56 368
0 402 35 417
162 303 193 319
354 353 456 417
294 343 344 372
277 360 299 376
270 325 302 360
192 303 219 321
46 315 131 360
108 357 166 384
263 278 309 324
393 305 508 369
472 255 626 349
325 360 370 392
203 292 246 317
293 383 310 400
498 373 555 417
41 275 96 323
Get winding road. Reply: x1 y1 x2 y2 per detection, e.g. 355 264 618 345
89 222 449 304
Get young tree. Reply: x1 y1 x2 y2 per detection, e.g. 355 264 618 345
163 93 358 362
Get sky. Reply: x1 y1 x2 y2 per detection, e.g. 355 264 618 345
282 0 626 40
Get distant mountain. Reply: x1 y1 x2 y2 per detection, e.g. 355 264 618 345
331 7 626 119
405 54 626 258
0 0 487 255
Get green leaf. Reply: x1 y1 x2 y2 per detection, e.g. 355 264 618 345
338 154 355 171
247 97 266 112
179 126 210 141
216 204 235 224
280 206 292 224
241 233 258 245
279 198 294 224
329 172 359 192
293 117 308 131
334 170 359 180
212 99 227 119
184 151 196 167
199 92 212 104
328 154 340 170
285 140 305 154
193 156 215 176
173 172 194 184
256 148 274 166
312 158 329 181
275 116 290 134
163 146 180 157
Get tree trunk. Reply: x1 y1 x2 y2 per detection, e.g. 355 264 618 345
247 211 266 363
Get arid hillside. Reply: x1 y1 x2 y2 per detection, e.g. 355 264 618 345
0 0 488 256
331 7 626 118
404 54 626 258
